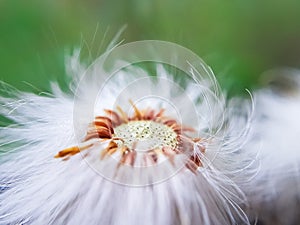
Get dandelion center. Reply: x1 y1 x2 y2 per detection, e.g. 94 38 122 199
55 103 205 172
114 120 178 151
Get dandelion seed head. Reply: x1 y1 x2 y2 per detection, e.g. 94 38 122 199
0 40 257 225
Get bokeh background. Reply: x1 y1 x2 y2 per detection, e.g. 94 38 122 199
1 0 300 95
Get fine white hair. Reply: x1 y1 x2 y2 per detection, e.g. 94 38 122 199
244 68 300 224
0 43 259 225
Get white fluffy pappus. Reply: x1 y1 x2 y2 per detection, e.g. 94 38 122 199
244 68 300 225
0 42 257 225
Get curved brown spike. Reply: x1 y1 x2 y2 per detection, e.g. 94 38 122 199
129 100 143 120
84 127 112 141
84 132 101 141
116 106 129 123
101 141 118 159
185 159 200 174
193 137 202 142
94 116 113 132
154 108 165 119
104 109 122 126
190 154 203 167
55 146 80 158
95 116 112 122
144 109 155 120
140 109 148 120
92 125 113 135
147 150 158 163
172 125 183 134
54 144 93 159
119 147 136 167
93 120 114 134
96 127 112 138
163 119 178 127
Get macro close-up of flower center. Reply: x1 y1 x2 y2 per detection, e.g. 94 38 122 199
2 1 300 223
114 120 178 152
55 102 205 171
0 41 263 225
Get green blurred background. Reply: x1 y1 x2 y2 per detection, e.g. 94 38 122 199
1 0 300 95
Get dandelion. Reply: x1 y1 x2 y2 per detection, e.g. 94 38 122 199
245 68 300 224
0 41 256 225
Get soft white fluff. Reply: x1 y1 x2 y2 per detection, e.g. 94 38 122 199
0 48 257 225
245 69 300 224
